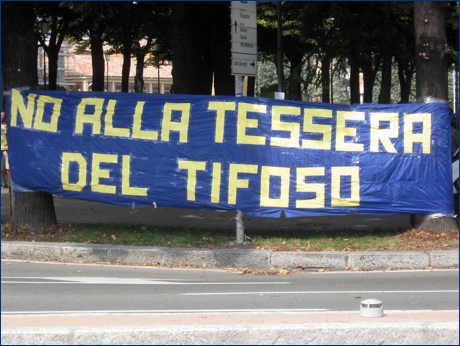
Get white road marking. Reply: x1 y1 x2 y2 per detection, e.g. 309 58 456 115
182 290 459 295
3 309 457 317
1 277 290 285
1 308 329 316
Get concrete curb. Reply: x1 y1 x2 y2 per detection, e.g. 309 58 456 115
2 322 458 345
1 241 458 270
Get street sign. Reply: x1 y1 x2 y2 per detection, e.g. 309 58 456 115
231 1 256 13
231 40 257 56
231 8 257 28
231 53 257 76
231 26 257 55
230 2 257 76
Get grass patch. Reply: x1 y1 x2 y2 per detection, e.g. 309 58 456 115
1 222 458 252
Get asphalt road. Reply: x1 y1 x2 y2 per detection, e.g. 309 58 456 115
2 260 458 314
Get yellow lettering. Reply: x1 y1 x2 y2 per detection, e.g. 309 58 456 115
211 162 222 203
270 106 301 147
32 95 62 133
296 167 325 208
178 160 206 201
236 103 266 145
370 112 398 153
260 166 290 207
121 155 148 196
331 166 360 206
61 152 87 192
91 153 117 194
302 109 332 150
104 99 130 138
10 89 36 128
161 103 190 143
404 113 431 154
75 98 104 135
228 163 258 204
335 111 365 152
208 102 236 143
132 101 158 141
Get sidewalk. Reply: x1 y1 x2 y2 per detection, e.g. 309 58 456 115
2 310 459 344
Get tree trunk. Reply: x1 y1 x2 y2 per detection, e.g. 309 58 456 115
134 53 145 93
47 46 59 90
397 60 415 103
361 54 381 103
90 24 105 92
121 48 131 92
414 2 449 101
349 57 360 104
170 2 212 94
413 2 457 232
286 61 303 101
247 77 255 97
284 51 303 101
12 192 57 229
2 1 57 231
321 54 330 103
207 2 234 96
2 3 38 91
378 53 392 104
378 2 392 104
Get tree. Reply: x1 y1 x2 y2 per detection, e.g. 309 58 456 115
258 2 319 101
411 2 457 232
2 1 57 230
133 2 171 93
392 2 417 103
69 2 113 92
35 2 76 90
170 2 234 95
377 3 393 104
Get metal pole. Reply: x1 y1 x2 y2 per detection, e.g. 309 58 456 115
43 49 47 90
235 75 244 243
453 68 457 115
106 61 109 91
276 2 283 92
330 59 334 103
158 56 160 93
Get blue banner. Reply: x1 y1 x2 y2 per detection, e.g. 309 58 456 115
6 88 454 217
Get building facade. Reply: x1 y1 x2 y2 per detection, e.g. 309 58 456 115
38 42 173 93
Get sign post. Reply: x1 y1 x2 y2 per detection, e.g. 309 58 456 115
231 2 257 243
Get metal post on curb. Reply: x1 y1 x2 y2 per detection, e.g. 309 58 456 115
235 75 245 244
